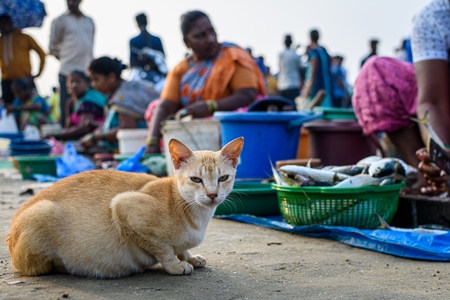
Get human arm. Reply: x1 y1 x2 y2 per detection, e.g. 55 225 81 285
415 59 450 146
29 36 46 77
412 8 450 146
51 113 97 140
181 63 258 117
182 88 256 118
79 111 140 149
49 18 63 59
129 39 140 68
145 100 180 153
8 102 43 113
301 56 318 97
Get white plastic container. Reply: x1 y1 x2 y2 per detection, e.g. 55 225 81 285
40 123 62 137
117 129 148 154
161 119 221 176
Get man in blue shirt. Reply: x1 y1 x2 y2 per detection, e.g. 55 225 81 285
129 13 165 68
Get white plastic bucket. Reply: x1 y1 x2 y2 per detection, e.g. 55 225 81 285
116 129 148 154
161 119 221 176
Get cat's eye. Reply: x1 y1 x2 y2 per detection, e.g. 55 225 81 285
190 177 202 183
218 175 229 182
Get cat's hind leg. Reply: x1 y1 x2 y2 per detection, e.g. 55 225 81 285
7 200 61 276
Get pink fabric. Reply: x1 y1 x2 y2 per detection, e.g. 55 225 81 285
352 56 418 135
69 113 103 127
145 99 160 123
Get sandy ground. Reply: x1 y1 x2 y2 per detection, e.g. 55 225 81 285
0 168 449 300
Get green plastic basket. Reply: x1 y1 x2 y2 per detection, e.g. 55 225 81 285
13 155 59 180
215 183 280 216
272 183 404 228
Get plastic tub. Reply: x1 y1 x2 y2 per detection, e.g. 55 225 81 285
40 124 62 137
116 129 148 154
9 139 53 156
213 111 322 181
214 183 280 216
161 119 221 176
0 132 24 141
304 120 377 166
13 155 59 180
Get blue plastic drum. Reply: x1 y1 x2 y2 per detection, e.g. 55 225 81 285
213 111 322 181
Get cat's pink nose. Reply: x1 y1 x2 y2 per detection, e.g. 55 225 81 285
207 193 217 200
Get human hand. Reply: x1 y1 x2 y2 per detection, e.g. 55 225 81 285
80 133 96 149
145 144 161 154
416 147 449 195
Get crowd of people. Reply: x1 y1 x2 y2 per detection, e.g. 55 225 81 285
0 0 449 194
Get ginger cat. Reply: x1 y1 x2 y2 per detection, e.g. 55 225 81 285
6 137 243 278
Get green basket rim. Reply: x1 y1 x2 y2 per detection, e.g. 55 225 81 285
232 183 276 194
13 155 60 162
271 182 405 194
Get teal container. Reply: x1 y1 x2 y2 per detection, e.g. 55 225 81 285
313 107 356 120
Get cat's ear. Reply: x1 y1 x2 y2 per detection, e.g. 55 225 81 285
169 139 194 169
220 137 244 168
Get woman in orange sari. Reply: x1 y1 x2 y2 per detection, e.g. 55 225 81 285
145 10 266 154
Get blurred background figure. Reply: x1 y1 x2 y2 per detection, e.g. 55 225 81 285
47 86 60 123
0 15 46 105
277 34 301 101
129 13 167 89
7 77 51 131
360 38 379 67
395 38 413 63
330 55 350 108
130 12 165 67
49 0 95 128
44 70 106 141
301 29 334 107
245 47 268 77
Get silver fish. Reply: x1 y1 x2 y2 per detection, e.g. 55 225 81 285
356 156 383 167
368 158 406 178
332 174 384 188
271 160 289 186
279 165 350 182
327 165 365 176
376 213 447 234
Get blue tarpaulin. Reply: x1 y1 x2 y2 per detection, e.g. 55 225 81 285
217 214 450 261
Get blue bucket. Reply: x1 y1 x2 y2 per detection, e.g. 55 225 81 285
9 139 53 156
213 111 322 181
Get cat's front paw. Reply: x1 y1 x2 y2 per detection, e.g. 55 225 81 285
165 261 194 275
187 254 206 268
